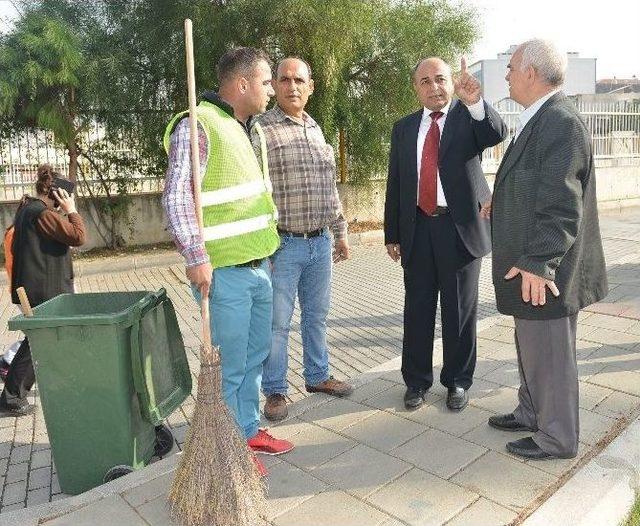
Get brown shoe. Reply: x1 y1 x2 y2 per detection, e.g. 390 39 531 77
263 393 288 421
305 376 353 397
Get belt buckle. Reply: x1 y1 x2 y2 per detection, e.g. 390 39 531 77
432 206 446 216
302 232 310 239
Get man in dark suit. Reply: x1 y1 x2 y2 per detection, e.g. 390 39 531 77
384 57 507 411
489 39 607 459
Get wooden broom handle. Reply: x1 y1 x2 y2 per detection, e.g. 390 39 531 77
184 19 213 359
16 287 33 317
184 19 204 233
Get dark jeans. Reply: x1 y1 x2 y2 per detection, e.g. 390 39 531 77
0 338 35 408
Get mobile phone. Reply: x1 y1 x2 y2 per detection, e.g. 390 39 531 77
48 177 75 206
51 177 76 195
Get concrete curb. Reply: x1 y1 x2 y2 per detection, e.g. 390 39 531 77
70 229 383 278
599 197 640 212
0 251 183 286
73 252 182 278
521 415 640 526
0 230 385 285
0 453 180 526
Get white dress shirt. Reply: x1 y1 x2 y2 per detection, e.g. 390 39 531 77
514 89 561 141
417 98 486 206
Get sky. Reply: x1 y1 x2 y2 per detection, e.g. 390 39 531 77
467 0 640 79
1 0 639 80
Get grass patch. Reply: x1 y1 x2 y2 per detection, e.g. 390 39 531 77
623 495 640 526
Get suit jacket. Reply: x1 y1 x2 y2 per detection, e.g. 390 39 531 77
384 100 507 265
491 92 608 320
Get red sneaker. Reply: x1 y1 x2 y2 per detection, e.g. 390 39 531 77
251 453 268 477
247 428 294 456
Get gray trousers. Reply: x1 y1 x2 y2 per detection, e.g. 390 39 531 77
512 314 579 457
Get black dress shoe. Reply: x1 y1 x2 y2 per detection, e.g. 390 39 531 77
404 386 426 409
488 413 536 432
446 387 468 411
506 437 553 460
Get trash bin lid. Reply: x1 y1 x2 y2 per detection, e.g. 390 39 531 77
8 291 157 330
130 292 192 425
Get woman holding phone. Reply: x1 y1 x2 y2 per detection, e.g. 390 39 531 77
0 164 86 417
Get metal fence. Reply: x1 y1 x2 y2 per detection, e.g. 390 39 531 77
1 99 639 201
0 121 163 202
481 99 640 173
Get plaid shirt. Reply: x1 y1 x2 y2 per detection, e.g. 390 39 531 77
258 106 347 239
162 118 209 267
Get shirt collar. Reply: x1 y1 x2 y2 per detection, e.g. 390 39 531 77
202 90 234 116
422 100 451 123
270 104 317 127
517 88 561 132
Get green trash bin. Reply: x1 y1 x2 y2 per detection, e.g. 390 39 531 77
8 288 192 495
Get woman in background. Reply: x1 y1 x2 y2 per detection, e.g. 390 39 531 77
0 164 86 417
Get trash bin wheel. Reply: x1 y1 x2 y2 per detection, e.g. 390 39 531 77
154 424 174 457
103 465 134 483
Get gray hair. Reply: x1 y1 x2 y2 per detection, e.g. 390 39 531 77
518 39 567 86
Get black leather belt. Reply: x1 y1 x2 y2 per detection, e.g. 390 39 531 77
235 258 264 268
417 206 449 217
278 228 323 239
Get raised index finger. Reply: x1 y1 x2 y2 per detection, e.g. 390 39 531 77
460 56 467 74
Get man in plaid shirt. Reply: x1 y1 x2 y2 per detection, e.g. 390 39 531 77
259 57 353 421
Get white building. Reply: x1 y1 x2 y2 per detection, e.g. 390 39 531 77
469 45 596 103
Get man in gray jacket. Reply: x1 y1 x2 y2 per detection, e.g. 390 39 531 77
489 39 607 460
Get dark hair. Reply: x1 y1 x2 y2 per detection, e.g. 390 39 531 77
35 164 62 196
216 47 272 86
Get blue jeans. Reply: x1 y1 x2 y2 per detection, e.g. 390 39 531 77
262 229 332 395
192 260 272 439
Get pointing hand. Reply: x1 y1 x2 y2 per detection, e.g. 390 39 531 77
454 57 482 106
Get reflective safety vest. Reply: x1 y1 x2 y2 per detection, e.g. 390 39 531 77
164 101 279 268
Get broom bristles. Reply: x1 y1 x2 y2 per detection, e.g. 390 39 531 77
168 358 268 526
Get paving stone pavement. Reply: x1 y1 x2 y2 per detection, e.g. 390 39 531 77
1 207 640 525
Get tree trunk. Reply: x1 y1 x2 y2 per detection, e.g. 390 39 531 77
67 140 78 183
339 128 347 184
67 86 78 182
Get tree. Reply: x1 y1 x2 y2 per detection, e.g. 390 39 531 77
0 0 177 248
1 0 478 208
0 11 83 180
225 0 478 181
64 0 478 183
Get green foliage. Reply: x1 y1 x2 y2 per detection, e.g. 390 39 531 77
623 494 640 526
0 11 82 146
1 0 479 189
222 0 478 180
0 0 155 247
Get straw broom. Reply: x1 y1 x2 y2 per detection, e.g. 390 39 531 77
167 19 268 526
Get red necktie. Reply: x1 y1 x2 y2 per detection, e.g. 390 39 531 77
418 111 443 214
